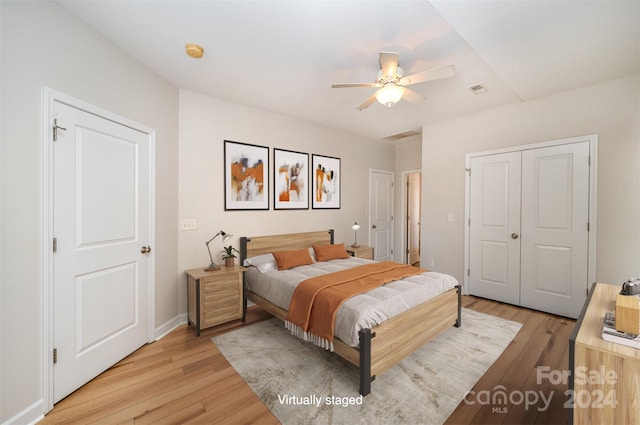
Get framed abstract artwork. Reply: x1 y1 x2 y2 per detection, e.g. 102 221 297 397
274 148 309 210
311 154 340 209
224 140 269 210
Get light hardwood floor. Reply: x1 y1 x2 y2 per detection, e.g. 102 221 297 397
40 296 575 424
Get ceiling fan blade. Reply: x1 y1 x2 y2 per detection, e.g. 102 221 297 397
379 52 399 77
331 82 379 89
402 88 426 104
357 94 377 111
400 64 456 86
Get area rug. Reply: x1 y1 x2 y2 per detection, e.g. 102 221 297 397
212 308 522 424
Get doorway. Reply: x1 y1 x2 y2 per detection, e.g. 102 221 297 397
43 88 156 409
403 171 421 266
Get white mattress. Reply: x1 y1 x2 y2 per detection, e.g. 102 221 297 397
244 257 458 347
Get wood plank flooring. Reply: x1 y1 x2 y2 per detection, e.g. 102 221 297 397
40 296 575 424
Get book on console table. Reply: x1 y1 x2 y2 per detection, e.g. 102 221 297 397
602 310 640 349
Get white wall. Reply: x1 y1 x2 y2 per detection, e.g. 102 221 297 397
421 74 640 286
178 89 395 310
0 2 179 423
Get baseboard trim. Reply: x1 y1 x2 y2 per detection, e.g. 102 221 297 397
154 313 188 341
1 399 44 425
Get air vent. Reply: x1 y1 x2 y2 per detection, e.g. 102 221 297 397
382 129 421 142
469 84 488 95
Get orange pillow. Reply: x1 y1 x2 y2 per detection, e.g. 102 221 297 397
313 243 350 262
272 248 314 271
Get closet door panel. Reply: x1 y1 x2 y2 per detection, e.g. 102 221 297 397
520 142 590 318
469 152 522 305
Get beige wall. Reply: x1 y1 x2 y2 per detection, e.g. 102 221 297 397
0 2 179 422
421 74 640 286
178 89 395 310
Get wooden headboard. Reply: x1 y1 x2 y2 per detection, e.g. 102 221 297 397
240 229 334 263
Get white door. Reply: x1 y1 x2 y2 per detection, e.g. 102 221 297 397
469 152 522 305
369 170 394 261
520 142 590 318
53 101 152 402
407 172 421 265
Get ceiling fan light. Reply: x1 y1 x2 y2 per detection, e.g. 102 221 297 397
375 84 404 107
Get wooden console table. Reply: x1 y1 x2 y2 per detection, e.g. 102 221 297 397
569 282 640 424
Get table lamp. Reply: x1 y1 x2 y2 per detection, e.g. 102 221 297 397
205 230 233 271
351 222 361 248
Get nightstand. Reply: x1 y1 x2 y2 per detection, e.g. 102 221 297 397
346 245 374 260
186 266 246 336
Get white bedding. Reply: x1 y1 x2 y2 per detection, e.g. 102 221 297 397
244 257 458 347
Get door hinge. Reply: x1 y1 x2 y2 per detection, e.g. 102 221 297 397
588 156 591 166
52 118 67 142
53 237 58 253
587 222 590 232
53 348 58 364
468 268 470 276
466 168 471 176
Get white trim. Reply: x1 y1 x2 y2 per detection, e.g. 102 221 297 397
147 130 157 343
42 88 55 414
400 169 421 264
41 87 157 412
463 134 598 298
587 136 598 293
0 399 44 425
154 314 187 341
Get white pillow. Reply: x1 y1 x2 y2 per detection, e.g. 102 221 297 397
243 253 277 273
243 247 317 273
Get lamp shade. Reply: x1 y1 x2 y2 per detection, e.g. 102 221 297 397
351 223 361 231
375 84 404 107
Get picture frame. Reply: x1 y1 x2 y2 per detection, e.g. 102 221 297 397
311 154 341 209
274 148 309 210
224 140 269 210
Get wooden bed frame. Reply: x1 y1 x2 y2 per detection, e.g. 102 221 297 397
239 229 461 396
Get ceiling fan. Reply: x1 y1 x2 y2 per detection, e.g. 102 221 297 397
331 52 455 110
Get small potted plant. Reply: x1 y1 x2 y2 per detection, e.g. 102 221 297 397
220 245 240 267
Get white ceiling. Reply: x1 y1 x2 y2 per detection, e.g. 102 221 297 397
58 0 640 142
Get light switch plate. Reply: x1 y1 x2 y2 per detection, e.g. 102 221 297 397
181 219 197 231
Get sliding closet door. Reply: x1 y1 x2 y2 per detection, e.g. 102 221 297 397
519 142 590 318
468 152 522 305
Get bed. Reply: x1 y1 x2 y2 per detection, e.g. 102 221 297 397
240 229 461 396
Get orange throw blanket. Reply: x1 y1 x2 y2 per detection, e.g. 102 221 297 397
285 261 425 350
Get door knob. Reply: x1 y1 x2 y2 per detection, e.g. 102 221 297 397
511 233 519 239
372 224 377 229
140 246 151 254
